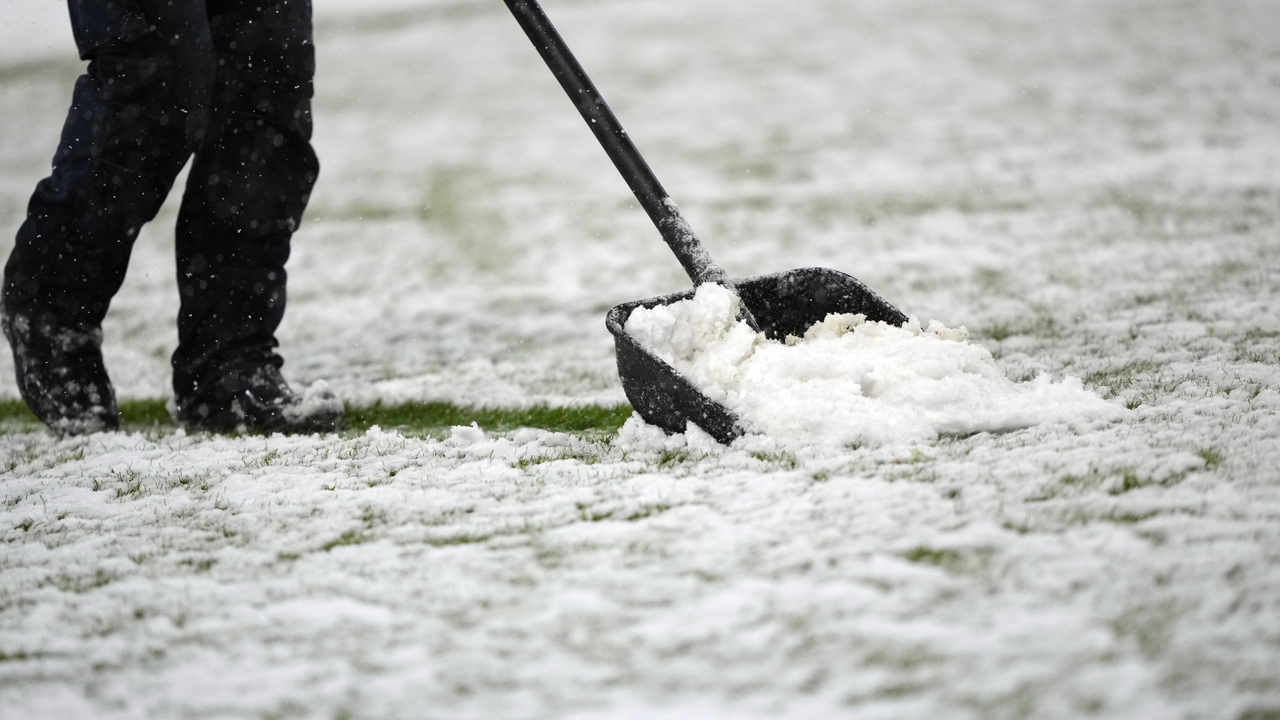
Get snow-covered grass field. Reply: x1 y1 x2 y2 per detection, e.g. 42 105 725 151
2 0 1279 717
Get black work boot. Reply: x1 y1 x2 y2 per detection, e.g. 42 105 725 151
1 306 119 435
174 360 343 434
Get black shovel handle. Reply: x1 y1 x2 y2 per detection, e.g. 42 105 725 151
502 0 727 287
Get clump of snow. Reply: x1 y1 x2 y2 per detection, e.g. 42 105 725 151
448 421 487 446
626 284 1122 445
616 413 724 453
282 379 345 423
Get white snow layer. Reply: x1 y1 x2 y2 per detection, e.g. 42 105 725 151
626 284 1121 445
3 0 1280 717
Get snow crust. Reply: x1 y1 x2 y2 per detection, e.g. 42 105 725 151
627 284 1121 445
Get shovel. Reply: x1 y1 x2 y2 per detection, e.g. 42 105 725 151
503 0 909 444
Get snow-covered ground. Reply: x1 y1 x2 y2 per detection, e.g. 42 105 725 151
2 0 1279 717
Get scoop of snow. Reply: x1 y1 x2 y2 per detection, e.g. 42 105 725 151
625 283 1122 446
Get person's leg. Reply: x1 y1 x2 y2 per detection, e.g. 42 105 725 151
172 0 340 431
1 0 215 433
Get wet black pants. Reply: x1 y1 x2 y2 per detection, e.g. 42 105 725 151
3 0 318 402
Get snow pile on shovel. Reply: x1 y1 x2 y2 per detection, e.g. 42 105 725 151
625 284 1121 446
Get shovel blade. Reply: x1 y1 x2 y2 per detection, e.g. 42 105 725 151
606 267 908 444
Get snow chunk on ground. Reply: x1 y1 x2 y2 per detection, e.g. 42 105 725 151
283 380 345 424
626 284 1121 445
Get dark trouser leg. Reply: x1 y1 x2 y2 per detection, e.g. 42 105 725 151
3 0 215 328
1 0 214 431
172 0 318 414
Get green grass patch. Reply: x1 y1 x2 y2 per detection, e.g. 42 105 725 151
0 649 37 663
321 529 371 552
981 324 1018 342
425 532 492 547
1101 508 1160 524
0 398 633 437
749 450 798 470
1084 360 1160 398
1107 469 1191 495
119 400 174 425
656 448 691 469
0 399 38 425
1111 472 1150 494
977 314 1060 342
344 402 633 436
902 545 994 574
48 568 116 594
0 399 172 429
1198 447 1225 470
512 448 603 469
903 546 965 569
